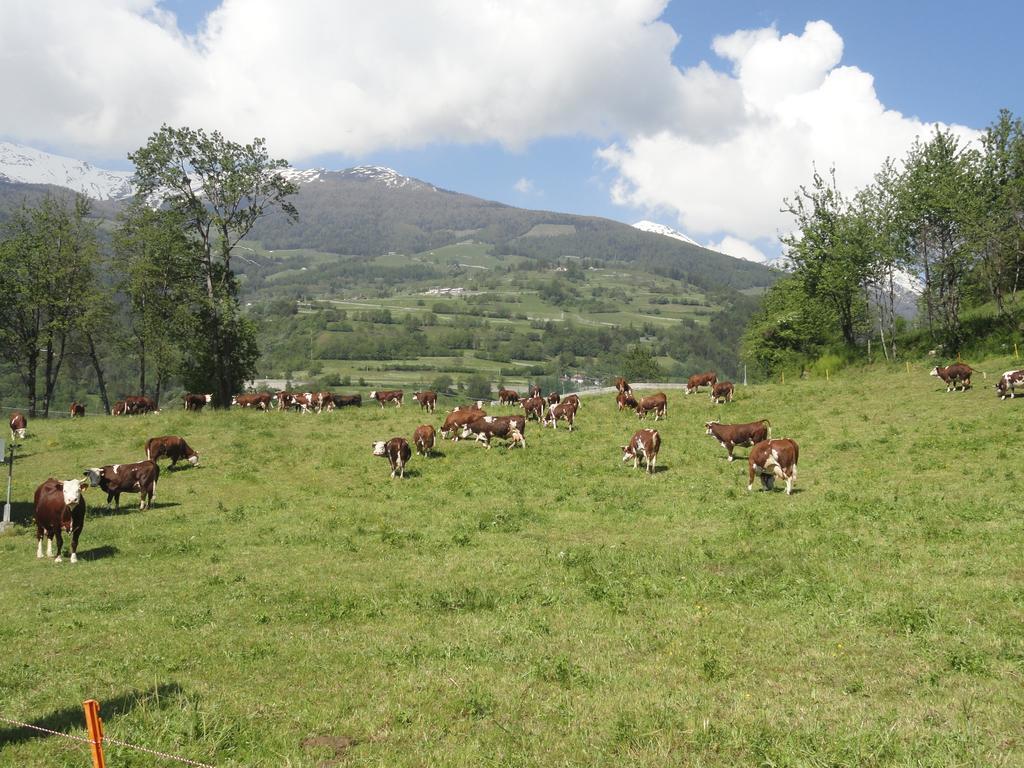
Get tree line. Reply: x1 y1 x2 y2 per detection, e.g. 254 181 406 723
0 125 297 415
743 109 1024 375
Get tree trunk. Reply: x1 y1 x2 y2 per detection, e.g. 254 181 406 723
86 332 111 415
42 334 54 418
155 370 163 407
42 331 67 418
138 336 147 396
25 350 38 418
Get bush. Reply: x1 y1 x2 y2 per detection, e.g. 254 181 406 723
809 353 844 377
463 373 492 400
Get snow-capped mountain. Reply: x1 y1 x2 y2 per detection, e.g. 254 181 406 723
336 165 438 191
0 141 134 200
632 220 701 247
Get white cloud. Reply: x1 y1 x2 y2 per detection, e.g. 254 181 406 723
0 0 693 161
705 236 769 264
599 20 981 241
513 177 535 194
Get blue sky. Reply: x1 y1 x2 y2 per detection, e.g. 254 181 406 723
2 1 1021 261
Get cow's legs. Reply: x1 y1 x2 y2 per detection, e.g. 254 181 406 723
37 531 44 558
53 530 63 562
70 522 82 563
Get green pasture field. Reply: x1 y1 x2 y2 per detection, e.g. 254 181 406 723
1 361 1021 766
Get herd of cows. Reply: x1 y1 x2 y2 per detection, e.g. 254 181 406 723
9 361 1023 563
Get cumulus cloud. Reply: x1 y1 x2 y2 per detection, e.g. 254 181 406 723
599 20 980 241
513 177 536 194
705 236 769 264
0 0 698 161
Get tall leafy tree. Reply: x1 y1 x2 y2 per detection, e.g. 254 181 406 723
128 125 298 405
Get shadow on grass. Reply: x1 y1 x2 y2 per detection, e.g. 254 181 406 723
78 544 119 561
0 683 184 748
89 500 179 518
6 501 35 526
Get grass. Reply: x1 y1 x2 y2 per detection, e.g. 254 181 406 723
1 360 1022 766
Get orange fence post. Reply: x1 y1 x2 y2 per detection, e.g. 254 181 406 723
82 700 105 768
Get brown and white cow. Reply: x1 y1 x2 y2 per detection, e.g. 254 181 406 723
184 393 213 411
614 377 632 394
312 391 334 413
83 460 159 510
34 477 88 563
930 364 973 392
413 391 437 413
547 392 561 405
233 392 272 410
497 388 520 405
332 393 362 408
370 389 404 408
705 419 771 462
69 401 86 418
616 391 638 411
372 437 412 478
995 369 1024 399
413 424 436 456
112 400 127 416
9 411 27 440
635 392 667 420
125 395 159 414
460 415 526 449
562 393 581 409
622 428 660 474
440 407 486 439
545 400 577 431
747 439 799 495
528 384 542 399
710 381 734 404
521 396 546 421
686 371 717 394
146 435 199 468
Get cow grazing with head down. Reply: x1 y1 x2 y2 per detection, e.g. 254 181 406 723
413 424 436 456
332 393 362 408
370 389 403 408
686 371 717 394
705 419 771 462
112 400 127 416
622 429 660 474
440 407 486 439
562 393 581 409
521 396 546 421
84 460 159 510
413 391 437 413
498 388 520 405
125 395 159 415
635 392 667 420
373 437 411 478
9 411 27 440
69 401 86 418
995 369 1024 399
146 435 199 468
233 392 272 410
930 364 973 392
710 381 734 404
460 415 526 449
545 400 577 430
748 438 799 495
616 391 638 411
34 477 88 562
183 393 213 411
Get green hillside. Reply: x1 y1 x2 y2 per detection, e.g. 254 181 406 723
1 359 1020 766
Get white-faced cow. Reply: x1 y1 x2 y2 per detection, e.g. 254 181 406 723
930 364 973 392
498 388 520 406
616 391 638 411
528 384 543 399
440 407 486 440
413 391 437 413
34 477 88 563
9 411 27 440
372 437 412 478
545 400 577 431
112 400 127 416
370 389 403 408
521 396 546 421
547 392 561 405
460 415 526 449
413 424 436 456
705 419 771 462
146 435 199 468
622 429 660 474
748 438 799 495
635 392 667 420
312 391 334 413
614 377 632 395
84 460 159 510
69 401 86 418
686 371 717 394
996 369 1024 399
183 393 213 411
710 381 734 404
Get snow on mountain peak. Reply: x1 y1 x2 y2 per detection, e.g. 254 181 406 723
632 220 701 247
341 165 437 191
0 141 133 200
